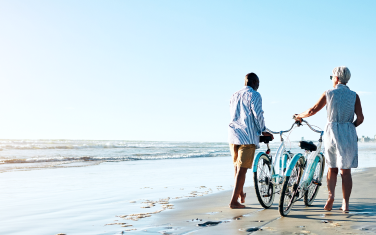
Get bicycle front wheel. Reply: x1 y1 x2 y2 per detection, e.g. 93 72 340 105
279 155 304 216
304 154 325 206
254 154 275 208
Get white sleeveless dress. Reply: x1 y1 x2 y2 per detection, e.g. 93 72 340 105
324 84 358 169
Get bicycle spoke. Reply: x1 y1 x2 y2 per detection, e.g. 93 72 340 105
306 159 322 201
255 157 274 205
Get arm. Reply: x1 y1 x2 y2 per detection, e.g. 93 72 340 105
295 92 327 121
353 94 364 127
251 94 274 139
251 94 266 134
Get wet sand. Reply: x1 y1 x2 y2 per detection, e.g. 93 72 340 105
150 167 376 234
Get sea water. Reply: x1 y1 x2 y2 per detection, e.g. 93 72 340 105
0 140 375 234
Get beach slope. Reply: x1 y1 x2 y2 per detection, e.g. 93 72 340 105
152 168 376 234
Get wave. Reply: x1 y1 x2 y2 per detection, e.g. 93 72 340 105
0 151 230 165
0 141 229 150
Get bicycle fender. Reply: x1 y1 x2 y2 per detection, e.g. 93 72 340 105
285 153 304 177
282 153 289 170
318 153 324 162
252 152 267 173
307 155 321 180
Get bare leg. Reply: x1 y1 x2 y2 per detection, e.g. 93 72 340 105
340 169 352 212
230 167 248 208
324 168 338 211
234 165 246 203
230 144 246 204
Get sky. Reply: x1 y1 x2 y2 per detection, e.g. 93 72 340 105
0 0 375 142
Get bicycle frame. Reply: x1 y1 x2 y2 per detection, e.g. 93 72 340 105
285 120 324 199
253 122 299 192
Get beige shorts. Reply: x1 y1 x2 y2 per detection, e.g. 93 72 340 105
229 144 256 169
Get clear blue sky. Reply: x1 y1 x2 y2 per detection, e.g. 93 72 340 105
0 0 375 141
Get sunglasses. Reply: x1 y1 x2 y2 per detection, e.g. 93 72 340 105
330 75 335 80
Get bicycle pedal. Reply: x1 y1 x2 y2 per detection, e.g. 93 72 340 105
263 195 271 197
312 180 322 186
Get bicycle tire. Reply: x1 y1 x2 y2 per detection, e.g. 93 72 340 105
278 156 304 216
254 154 275 208
304 154 325 206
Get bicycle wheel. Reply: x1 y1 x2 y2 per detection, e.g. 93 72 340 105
304 154 325 206
279 156 304 216
254 154 275 208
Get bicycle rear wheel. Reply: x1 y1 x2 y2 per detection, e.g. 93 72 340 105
254 154 275 208
278 156 304 216
304 154 325 206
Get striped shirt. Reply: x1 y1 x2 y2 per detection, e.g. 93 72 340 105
228 86 266 148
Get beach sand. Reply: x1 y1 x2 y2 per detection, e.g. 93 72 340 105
149 167 376 234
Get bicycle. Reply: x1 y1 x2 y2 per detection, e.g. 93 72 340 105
278 119 325 216
253 122 301 208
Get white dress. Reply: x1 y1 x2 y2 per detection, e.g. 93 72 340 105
324 84 358 169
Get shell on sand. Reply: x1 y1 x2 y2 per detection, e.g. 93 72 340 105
151 209 164 214
162 204 174 209
121 224 133 227
142 200 157 204
263 227 277 231
118 212 154 221
330 223 342 227
297 231 311 234
116 204 172 223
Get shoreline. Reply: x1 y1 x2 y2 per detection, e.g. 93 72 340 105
0 157 234 235
1 151 376 234
143 167 376 234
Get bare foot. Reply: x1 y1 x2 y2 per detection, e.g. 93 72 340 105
239 193 246 203
340 202 349 212
324 197 334 211
229 202 246 209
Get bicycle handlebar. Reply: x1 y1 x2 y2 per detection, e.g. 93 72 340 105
265 119 322 136
301 120 322 134
265 128 279 135
266 121 298 135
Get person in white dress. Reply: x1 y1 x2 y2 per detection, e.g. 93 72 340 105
294 66 364 212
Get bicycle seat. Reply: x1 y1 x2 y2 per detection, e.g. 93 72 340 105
260 136 273 143
299 141 317 152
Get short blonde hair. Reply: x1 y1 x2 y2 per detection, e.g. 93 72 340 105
332 66 351 84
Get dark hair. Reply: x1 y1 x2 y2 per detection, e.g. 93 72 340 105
245 73 259 86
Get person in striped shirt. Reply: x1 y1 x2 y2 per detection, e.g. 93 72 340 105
228 73 274 209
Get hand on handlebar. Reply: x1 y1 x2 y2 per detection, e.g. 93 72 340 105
262 131 274 140
293 114 303 126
